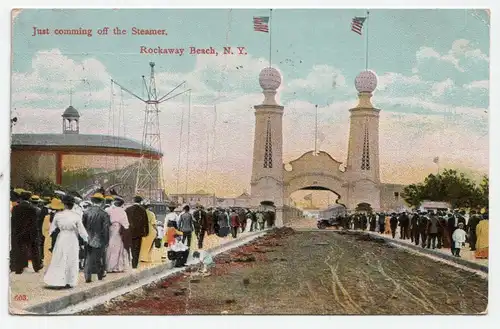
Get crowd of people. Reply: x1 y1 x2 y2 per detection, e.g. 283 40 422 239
9 187 276 289
334 209 489 259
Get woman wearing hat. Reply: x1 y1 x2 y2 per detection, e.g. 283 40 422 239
139 201 158 263
44 195 89 288
42 198 65 267
105 196 131 273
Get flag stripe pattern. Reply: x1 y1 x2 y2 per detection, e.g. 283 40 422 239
351 16 366 35
253 16 270 33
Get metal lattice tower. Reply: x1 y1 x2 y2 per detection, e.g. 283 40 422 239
136 62 162 200
111 62 190 201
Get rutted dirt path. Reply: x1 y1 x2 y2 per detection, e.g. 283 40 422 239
81 228 488 315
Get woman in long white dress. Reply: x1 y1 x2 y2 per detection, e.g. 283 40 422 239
44 196 88 288
106 197 131 272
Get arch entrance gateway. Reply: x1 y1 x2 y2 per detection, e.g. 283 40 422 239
250 68 406 227
283 151 347 207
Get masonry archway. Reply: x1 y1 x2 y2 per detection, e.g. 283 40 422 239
283 151 348 206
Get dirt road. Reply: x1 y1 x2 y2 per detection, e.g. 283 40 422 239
82 228 488 315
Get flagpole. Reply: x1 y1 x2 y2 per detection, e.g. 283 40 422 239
365 10 370 70
269 9 273 67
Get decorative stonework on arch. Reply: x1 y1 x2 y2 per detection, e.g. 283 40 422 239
283 151 348 205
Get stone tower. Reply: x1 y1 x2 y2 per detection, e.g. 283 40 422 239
62 105 80 134
346 70 381 210
250 67 284 226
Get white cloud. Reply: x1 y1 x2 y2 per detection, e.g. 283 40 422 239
377 72 426 91
12 49 111 93
463 80 489 90
287 65 347 93
414 39 489 73
12 48 272 109
10 49 488 194
416 46 463 72
375 95 488 120
431 78 455 97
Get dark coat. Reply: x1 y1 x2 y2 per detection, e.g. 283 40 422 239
390 216 398 228
82 205 111 248
10 201 39 271
398 214 409 227
125 204 149 239
418 215 429 233
467 215 481 233
427 215 439 234
193 209 208 230
230 212 240 228
369 215 377 231
410 214 419 232
11 201 38 244
205 210 215 235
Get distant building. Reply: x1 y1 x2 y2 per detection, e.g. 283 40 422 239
169 190 216 208
170 190 254 209
420 201 452 212
10 104 162 195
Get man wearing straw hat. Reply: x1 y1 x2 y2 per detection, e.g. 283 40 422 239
82 193 111 282
10 190 43 274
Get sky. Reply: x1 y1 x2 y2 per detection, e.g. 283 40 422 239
10 8 490 200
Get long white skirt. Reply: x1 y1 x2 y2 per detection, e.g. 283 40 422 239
43 231 80 287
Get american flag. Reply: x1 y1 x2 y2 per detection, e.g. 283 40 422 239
253 16 269 33
351 16 367 35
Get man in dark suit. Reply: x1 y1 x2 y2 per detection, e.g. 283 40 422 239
467 210 481 251
10 191 43 274
82 193 110 282
194 206 208 249
398 212 410 240
125 196 149 268
410 212 420 245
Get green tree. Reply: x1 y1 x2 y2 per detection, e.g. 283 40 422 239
402 183 424 208
479 175 489 208
23 177 62 196
402 169 488 209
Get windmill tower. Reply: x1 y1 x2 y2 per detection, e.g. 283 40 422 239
112 62 189 201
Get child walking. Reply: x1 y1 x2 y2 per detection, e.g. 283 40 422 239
452 222 467 257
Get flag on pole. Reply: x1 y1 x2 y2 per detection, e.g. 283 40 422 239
304 193 313 201
433 156 439 164
253 16 270 32
351 16 367 35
